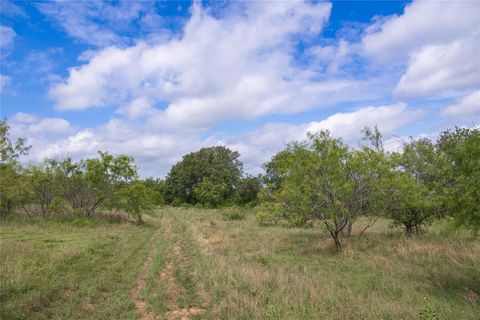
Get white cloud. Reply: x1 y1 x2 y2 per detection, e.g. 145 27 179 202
362 1 480 61
0 25 16 51
9 112 73 137
47 1 394 130
28 118 72 134
227 103 422 173
0 1 27 18
36 1 169 47
362 1 480 100
10 112 39 123
0 74 11 90
395 36 480 99
306 103 421 140
20 117 210 177
9 0 478 178
116 98 156 119
49 2 394 130
13 103 420 177
442 91 480 117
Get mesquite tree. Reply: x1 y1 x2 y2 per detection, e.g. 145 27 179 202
260 129 391 248
48 152 138 217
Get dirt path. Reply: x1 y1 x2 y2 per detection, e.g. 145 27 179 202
161 222 204 320
130 213 205 320
131 230 161 320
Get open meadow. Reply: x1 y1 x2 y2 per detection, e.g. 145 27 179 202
1 207 479 320
2 1 480 319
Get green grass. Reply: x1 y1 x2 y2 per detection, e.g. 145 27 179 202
0 218 154 319
1 208 479 319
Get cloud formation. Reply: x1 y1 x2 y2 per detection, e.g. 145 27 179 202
4 0 479 178
362 1 480 100
442 91 480 118
0 25 15 52
10 103 420 177
36 1 169 47
49 1 384 131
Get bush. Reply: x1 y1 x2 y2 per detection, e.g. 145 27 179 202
222 207 247 220
418 297 439 320
255 202 283 225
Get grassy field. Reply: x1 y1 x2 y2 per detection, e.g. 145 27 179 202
1 208 479 319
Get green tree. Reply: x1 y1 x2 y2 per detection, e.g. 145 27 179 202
0 119 31 217
0 163 24 217
260 130 391 248
386 138 442 235
142 177 165 205
193 178 229 207
114 182 153 224
48 152 138 217
437 127 480 233
23 163 59 217
236 175 262 205
0 119 31 163
164 146 243 206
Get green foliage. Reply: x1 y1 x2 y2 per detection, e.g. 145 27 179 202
386 139 442 235
23 163 60 217
47 152 138 217
260 129 391 247
419 297 439 320
0 119 31 163
113 182 154 224
254 201 284 225
193 178 229 207
387 172 437 234
142 177 165 205
164 146 243 206
0 120 31 217
0 163 23 217
236 175 262 205
437 127 480 233
48 196 71 216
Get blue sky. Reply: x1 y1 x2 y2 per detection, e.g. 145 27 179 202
1 0 479 177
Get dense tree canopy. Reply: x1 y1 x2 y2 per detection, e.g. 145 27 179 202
164 146 243 206
1 115 478 237
437 127 480 233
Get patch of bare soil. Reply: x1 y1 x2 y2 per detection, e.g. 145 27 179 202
198 234 223 247
82 302 94 312
165 306 204 320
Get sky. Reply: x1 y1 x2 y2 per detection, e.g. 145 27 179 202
1 0 479 177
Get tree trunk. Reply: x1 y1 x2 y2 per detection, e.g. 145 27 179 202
333 233 342 248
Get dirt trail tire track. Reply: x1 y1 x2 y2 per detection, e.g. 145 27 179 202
161 221 204 320
131 230 161 320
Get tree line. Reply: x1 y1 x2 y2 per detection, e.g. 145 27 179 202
1 119 478 244
258 126 479 247
0 120 261 223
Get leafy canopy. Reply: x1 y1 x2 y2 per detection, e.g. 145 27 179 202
164 146 243 206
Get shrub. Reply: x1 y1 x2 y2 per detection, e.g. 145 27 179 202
222 207 247 220
255 202 282 225
418 297 439 320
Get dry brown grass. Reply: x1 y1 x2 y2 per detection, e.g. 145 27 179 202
170 207 480 319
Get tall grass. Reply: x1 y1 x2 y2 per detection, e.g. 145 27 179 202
1 208 478 319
